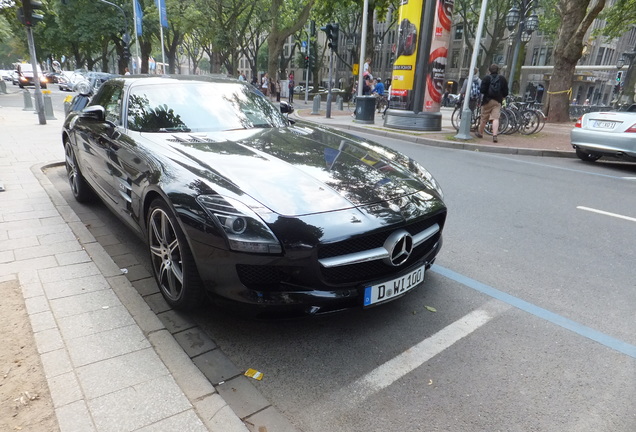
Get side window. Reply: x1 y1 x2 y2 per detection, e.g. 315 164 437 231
104 87 123 124
90 83 123 125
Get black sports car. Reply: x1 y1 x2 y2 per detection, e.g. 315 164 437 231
62 76 446 316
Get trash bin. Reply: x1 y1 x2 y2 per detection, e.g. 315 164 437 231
354 95 376 124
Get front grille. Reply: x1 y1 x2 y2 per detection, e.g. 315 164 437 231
318 216 438 259
318 213 445 284
320 232 440 284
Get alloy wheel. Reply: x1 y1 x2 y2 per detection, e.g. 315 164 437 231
148 207 185 302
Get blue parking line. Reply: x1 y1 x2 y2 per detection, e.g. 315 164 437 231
432 264 636 359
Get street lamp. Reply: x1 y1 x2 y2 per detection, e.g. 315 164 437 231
506 0 538 94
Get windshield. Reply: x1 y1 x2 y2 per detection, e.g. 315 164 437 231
126 81 288 133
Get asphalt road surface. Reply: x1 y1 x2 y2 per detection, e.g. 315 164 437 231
43 106 635 431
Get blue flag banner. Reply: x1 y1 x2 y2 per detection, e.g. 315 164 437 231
134 0 143 36
155 0 168 28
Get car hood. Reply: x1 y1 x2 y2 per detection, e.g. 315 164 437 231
145 123 441 216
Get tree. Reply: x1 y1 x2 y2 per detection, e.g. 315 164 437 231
545 0 606 122
599 0 636 105
267 0 315 81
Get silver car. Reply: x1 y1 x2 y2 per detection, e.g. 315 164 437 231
571 104 636 162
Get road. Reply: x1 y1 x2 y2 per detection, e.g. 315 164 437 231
36 88 636 431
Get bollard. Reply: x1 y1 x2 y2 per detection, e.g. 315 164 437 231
311 95 321 115
0 80 6 94
22 89 34 111
336 95 343 111
63 95 74 117
43 91 56 120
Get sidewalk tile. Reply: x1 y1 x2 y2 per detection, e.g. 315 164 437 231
57 303 135 340
55 400 96 432
76 347 169 399
65 323 150 367
50 289 122 318
34 327 64 354
49 371 83 408
43 274 110 300
41 348 73 379
135 409 208 432
88 375 192 432
38 261 101 283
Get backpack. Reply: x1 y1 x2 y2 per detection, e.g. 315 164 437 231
470 80 481 100
488 75 501 98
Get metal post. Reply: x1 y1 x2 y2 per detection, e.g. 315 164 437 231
357 0 369 98
455 0 489 140
326 49 334 118
305 21 311 104
25 26 46 125
508 23 523 93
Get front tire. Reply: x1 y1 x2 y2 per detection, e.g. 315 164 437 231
575 148 601 162
64 141 95 203
148 199 203 310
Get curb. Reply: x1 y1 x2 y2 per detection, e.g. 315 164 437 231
294 110 576 159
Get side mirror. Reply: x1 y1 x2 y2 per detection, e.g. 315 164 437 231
80 105 106 122
280 100 294 115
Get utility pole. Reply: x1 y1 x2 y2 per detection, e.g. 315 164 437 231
26 26 46 125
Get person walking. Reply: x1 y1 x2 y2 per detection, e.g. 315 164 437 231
476 64 508 143
261 73 269 97
288 72 295 103
460 67 481 112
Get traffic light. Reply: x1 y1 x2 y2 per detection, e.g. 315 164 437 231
304 56 310 68
330 24 339 52
321 23 339 53
616 71 623 82
122 44 130 61
18 0 45 27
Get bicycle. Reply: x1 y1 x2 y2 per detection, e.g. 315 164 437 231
375 94 388 113
451 98 481 131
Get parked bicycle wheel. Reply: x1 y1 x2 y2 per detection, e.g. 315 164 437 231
484 110 509 136
519 110 542 135
451 106 462 130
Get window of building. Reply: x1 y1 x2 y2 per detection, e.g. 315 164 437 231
595 47 605 65
454 24 463 40
451 49 459 69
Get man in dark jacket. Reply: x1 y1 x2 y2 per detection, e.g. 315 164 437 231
476 64 509 142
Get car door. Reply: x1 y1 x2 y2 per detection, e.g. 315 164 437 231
74 82 125 205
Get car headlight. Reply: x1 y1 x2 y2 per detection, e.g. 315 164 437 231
197 194 282 254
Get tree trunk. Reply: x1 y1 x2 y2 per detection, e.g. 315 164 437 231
546 0 606 123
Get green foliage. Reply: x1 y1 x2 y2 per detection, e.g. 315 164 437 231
598 0 636 39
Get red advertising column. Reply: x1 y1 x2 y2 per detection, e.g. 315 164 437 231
384 0 453 131
423 0 454 112
389 0 424 112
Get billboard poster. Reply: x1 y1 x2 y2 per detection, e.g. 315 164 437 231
423 0 454 112
389 0 424 111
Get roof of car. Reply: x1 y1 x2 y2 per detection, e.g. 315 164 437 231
119 74 240 86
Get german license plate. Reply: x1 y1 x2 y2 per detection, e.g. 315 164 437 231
592 120 616 129
363 264 425 306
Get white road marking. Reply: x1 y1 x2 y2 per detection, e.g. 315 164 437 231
577 206 636 223
301 301 509 429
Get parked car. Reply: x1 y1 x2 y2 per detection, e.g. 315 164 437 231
571 104 636 162
16 63 47 89
58 71 86 91
62 76 447 316
0 69 12 81
45 71 63 83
